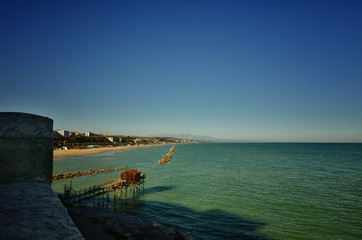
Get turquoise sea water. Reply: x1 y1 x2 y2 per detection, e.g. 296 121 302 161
52 143 362 240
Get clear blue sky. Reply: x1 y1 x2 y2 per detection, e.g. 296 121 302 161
1 0 361 142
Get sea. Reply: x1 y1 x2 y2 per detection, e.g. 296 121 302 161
51 143 362 240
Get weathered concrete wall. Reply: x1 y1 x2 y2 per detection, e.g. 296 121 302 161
0 182 84 239
0 112 84 239
0 112 53 184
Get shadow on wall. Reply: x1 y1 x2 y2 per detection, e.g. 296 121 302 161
117 185 275 240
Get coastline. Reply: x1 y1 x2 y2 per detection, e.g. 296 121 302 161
54 144 166 158
54 143 196 239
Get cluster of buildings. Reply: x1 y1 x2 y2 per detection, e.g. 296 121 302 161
53 129 95 138
53 129 196 146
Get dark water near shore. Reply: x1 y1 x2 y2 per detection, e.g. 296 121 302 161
52 143 362 240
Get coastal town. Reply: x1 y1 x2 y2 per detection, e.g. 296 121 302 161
53 129 196 150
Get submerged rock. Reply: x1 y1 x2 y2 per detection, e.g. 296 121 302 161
68 206 197 240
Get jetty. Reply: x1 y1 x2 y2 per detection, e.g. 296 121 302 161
158 145 176 164
61 169 145 208
52 167 126 181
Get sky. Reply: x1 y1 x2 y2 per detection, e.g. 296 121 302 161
1 0 362 142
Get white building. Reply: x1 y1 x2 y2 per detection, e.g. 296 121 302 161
55 129 69 137
108 137 121 143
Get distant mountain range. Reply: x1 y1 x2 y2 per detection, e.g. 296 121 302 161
150 134 224 142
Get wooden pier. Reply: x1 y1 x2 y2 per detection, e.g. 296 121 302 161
61 169 145 208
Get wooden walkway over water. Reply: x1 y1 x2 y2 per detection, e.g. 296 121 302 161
61 169 145 208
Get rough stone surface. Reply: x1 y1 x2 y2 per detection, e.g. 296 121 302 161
0 112 53 184
0 182 84 240
0 112 53 138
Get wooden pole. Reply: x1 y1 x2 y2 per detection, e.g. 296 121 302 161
107 192 109 209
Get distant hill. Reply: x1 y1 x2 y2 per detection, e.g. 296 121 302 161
150 134 224 142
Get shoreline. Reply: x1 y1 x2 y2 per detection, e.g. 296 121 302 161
54 144 167 158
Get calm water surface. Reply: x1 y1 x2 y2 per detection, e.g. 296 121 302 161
52 143 362 240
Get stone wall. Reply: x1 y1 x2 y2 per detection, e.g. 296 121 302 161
0 182 84 239
0 112 84 239
0 112 53 184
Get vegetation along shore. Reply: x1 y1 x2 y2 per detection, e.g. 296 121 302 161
53 131 197 158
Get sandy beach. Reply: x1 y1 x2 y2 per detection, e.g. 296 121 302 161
54 144 164 158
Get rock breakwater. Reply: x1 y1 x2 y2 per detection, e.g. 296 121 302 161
52 167 126 181
158 145 176 164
